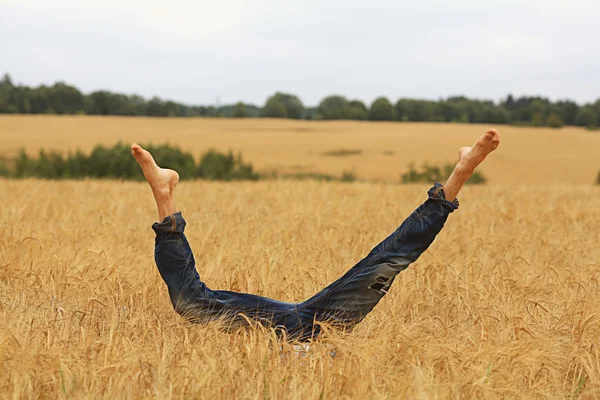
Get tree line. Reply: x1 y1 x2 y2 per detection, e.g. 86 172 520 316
1 73 599 129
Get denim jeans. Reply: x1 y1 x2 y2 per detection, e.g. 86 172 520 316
152 183 458 341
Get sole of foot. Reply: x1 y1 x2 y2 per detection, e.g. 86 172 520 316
457 129 500 169
131 143 179 197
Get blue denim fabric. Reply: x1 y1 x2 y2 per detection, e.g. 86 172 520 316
152 183 458 341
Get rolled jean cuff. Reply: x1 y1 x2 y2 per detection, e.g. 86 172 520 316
152 211 186 234
428 183 459 211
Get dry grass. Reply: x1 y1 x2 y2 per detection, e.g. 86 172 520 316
1 115 599 184
1 179 599 399
1 116 599 398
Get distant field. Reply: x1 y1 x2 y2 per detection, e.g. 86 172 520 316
1 115 599 184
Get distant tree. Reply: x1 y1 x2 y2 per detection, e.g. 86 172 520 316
145 97 167 117
347 100 368 120
318 95 350 120
368 97 395 121
531 112 545 127
261 97 287 118
395 99 438 122
576 107 598 129
164 101 181 117
546 113 564 128
46 82 84 114
263 92 303 119
438 99 462 122
593 100 600 122
0 74 14 113
557 100 579 126
1 73 13 87
303 107 318 120
503 94 516 111
85 91 129 115
483 106 510 124
127 95 147 116
232 102 247 118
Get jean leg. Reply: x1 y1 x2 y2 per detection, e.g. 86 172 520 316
152 212 212 317
298 183 459 329
153 212 300 330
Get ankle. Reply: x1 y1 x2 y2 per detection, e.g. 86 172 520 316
456 160 475 177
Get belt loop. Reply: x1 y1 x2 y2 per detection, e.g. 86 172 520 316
170 214 176 232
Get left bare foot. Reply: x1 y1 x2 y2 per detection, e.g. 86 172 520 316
132 143 179 220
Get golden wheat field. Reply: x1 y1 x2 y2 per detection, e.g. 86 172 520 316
1 116 600 399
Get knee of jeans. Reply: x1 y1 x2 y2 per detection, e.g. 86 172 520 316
366 262 405 294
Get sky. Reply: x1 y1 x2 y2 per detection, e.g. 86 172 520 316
1 0 599 106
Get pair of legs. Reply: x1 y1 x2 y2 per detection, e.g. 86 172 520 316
132 130 500 341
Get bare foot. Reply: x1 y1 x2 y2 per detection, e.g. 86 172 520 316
457 129 500 172
131 143 179 220
458 146 471 162
442 129 500 201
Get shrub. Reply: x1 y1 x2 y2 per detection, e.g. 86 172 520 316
401 163 486 185
321 149 362 157
531 112 545 127
280 172 337 182
1 144 258 181
341 170 357 182
546 113 564 128
276 170 357 183
197 150 258 181
0 160 9 177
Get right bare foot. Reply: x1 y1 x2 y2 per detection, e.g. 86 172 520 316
131 144 179 218
442 129 500 201
457 129 500 172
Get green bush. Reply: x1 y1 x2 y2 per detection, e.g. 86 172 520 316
276 170 357 183
341 170 357 182
546 113 564 128
321 149 362 157
197 150 258 181
401 163 486 185
0 160 9 177
0 144 258 181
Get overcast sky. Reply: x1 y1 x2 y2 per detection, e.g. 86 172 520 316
1 0 599 106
